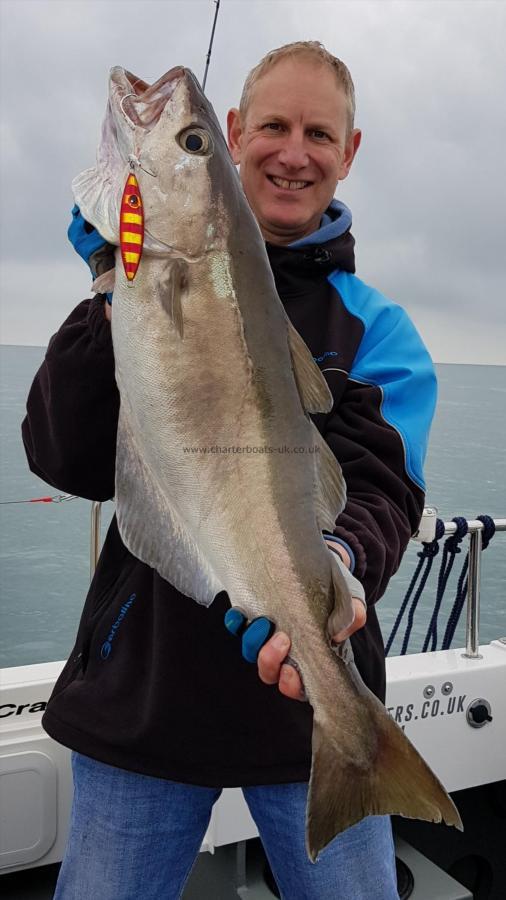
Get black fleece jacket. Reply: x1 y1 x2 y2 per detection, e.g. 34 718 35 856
22 230 434 786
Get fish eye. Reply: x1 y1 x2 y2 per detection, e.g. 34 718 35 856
178 127 212 155
127 194 140 208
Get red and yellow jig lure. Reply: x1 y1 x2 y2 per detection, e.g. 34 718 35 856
120 172 144 282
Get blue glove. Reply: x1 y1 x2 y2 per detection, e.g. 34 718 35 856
68 205 115 303
224 609 275 664
68 205 108 273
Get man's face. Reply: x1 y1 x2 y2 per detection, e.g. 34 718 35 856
227 58 361 245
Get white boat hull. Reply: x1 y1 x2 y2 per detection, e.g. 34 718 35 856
1 641 505 873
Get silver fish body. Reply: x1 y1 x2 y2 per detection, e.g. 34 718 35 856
74 66 462 860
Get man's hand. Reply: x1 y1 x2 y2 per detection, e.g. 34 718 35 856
68 204 109 271
258 595 366 702
68 205 115 316
224 540 367 702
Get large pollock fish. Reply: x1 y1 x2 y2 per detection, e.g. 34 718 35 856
73 66 462 860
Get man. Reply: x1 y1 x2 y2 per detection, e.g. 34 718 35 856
23 42 436 899
225 44 365 697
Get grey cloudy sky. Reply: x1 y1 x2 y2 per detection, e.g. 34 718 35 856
0 0 504 363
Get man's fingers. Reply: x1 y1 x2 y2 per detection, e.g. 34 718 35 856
257 632 290 684
279 664 306 701
257 634 306 701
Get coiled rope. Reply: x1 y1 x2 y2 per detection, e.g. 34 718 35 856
422 517 468 652
441 515 496 650
385 518 445 656
386 515 497 655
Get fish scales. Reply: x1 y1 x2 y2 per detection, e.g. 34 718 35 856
74 64 462 861
113 257 307 616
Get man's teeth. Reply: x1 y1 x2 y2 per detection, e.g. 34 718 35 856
271 176 310 190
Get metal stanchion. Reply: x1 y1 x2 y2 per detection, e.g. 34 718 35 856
464 528 483 659
90 501 102 579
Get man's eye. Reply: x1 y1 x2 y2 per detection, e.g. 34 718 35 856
311 130 329 140
263 123 282 131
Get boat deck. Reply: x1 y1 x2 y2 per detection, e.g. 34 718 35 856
0 839 276 900
0 835 477 900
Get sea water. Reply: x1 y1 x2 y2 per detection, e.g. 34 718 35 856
0 345 504 668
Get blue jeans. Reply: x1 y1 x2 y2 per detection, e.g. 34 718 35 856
54 752 399 899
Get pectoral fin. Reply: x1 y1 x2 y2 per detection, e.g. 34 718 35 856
115 410 223 606
157 258 188 339
92 269 116 294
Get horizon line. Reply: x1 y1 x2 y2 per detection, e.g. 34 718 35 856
0 342 505 368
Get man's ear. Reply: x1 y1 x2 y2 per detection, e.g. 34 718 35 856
227 108 243 164
338 128 362 181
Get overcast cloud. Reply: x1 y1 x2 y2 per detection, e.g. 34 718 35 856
0 0 504 363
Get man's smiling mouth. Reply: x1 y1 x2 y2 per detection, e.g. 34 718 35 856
268 175 312 191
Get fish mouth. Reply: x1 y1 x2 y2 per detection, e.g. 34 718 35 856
111 65 186 131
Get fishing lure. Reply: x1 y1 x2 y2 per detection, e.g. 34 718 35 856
120 171 144 282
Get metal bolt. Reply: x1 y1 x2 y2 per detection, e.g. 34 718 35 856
441 682 453 695
423 685 435 699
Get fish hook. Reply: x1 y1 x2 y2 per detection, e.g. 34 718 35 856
128 153 157 178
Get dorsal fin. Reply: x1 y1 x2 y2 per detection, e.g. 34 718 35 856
287 320 334 415
311 421 347 531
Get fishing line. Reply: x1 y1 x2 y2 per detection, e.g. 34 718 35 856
119 92 138 128
128 154 156 178
0 493 78 505
202 0 221 92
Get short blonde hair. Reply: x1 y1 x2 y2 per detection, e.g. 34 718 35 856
239 41 356 133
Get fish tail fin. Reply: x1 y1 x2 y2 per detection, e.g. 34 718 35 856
307 690 462 862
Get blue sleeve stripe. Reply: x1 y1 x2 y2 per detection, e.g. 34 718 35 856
322 533 356 572
328 271 437 491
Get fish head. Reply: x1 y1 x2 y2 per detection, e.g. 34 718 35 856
73 66 248 258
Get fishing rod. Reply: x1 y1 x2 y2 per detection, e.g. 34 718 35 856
202 0 221 91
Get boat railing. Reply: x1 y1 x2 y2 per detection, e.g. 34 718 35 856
457 518 505 658
411 510 506 657
90 500 102 581
89 503 506 657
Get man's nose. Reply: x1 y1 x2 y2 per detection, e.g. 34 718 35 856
277 132 310 170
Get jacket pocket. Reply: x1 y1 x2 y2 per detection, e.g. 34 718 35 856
80 551 138 671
